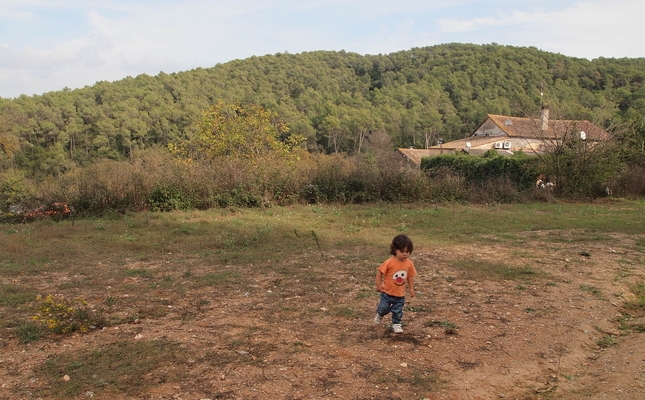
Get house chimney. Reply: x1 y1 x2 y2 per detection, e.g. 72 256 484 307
540 105 549 131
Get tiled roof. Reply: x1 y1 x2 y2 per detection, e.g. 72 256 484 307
428 135 500 150
487 114 609 141
398 148 434 165
405 113 610 161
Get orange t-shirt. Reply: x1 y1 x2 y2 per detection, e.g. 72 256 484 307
378 256 416 297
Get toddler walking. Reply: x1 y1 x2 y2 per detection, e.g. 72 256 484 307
374 234 416 333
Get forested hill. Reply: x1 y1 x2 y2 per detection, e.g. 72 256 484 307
1 43 644 178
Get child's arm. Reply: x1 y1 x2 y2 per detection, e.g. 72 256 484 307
407 276 415 297
375 270 383 292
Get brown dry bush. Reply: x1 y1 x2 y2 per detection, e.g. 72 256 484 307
425 168 470 203
30 148 184 213
612 164 645 197
10 146 616 216
190 153 315 208
74 149 178 212
466 176 532 204
299 151 438 204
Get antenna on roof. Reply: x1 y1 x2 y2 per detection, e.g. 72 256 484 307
540 82 544 105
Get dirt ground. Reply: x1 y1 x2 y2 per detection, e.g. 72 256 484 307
2 230 645 399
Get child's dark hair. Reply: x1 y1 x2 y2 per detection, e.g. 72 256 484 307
390 234 413 255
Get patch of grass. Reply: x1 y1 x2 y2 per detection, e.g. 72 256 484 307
330 306 361 319
14 321 43 343
634 238 645 251
544 232 609 244
34 340 187 398
457 360 479 370
623 282 645 312
57 279 91 290
356 287 373 300
406 305 432 313
452 260 543 281
596 335 617 348
613 314 645 333
580 285 602 296
630 282 645 297
395 367 439 393
136 305 169 319
179 223 199 235
125 268 153 278
426 320 458 334
0 258 49 275
123 233 136 242
0 284 38 306
345 224 362 233
614 314 631 331
614 269 631 280
0 260 20 274
192 271 243 288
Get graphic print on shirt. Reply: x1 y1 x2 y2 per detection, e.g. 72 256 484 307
392 270 408 286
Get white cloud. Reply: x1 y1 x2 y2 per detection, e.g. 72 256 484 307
0 0 643 98
437 0 645 59
439 11 539 33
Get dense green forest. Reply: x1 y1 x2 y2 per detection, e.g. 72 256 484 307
2 43 645 179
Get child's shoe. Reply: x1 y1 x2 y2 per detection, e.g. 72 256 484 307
373 314 383 324
392 324 403 333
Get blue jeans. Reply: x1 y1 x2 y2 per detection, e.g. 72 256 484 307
376 292 405 325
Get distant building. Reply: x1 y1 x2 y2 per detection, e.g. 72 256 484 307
398 107 610 168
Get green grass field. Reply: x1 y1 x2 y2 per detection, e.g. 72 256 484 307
3 200 643 270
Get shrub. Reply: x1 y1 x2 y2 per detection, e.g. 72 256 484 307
148 186 194 211
422 153 538 191
0 170 35 211
33 294 106 334
612 164 645 197
211 188 261 208
15 321 42 343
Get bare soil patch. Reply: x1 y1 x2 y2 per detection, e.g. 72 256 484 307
2 230 645 399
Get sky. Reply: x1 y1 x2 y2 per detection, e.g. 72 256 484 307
1 0 643 99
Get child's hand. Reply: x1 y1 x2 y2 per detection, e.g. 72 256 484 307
409 288 415 297
375 284 382 292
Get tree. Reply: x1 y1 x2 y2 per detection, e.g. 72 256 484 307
321 114 343 154
1 44 644 182
0 102 25 171
531 105 622 197
339 107 380 155
170 100 304 163
617 115 645 164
